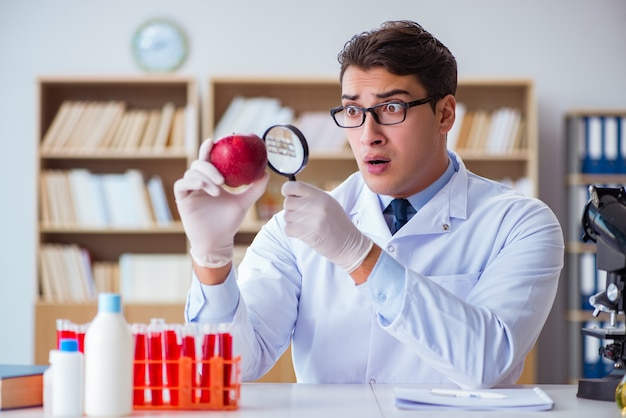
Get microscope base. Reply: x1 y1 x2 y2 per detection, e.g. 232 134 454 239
577 375 622 401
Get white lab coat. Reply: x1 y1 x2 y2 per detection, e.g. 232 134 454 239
186 152 564 388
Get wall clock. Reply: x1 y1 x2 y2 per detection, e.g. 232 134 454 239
132 18 188 72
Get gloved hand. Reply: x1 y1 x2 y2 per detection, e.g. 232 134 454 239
281 181 373 273
174 138 269 268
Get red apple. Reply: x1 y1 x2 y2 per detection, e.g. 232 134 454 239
209 133 268 187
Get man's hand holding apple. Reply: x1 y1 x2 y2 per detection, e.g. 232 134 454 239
174 136 269 270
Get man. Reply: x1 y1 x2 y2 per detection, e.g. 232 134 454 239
174 20 564 388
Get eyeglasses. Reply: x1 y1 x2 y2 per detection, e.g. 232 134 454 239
329 96 441 128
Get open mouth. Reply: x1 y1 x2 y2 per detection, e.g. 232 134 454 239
367 159 389 165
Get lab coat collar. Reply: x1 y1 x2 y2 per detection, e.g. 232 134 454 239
345 151 469 240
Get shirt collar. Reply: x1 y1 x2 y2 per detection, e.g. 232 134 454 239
379 153 458 213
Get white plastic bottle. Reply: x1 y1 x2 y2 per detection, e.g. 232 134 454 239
84 293 133 416
51 338 84 416
43 354 54 415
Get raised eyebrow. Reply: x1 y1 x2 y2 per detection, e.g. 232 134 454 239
340 89 411 102
377 89 411 100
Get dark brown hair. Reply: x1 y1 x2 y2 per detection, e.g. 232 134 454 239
337 20 457 103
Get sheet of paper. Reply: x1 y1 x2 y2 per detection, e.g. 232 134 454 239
394 387 554 411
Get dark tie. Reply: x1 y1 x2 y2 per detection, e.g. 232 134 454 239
390 198 410 234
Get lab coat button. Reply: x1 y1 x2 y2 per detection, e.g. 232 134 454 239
377 292 387 302
387 245 395 253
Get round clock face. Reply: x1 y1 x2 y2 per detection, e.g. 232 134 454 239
132 19 188 72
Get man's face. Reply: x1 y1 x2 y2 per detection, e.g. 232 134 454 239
340 66 454 198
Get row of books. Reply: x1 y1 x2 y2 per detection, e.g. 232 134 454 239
570 114 626 174
214 96 348 152
39 245 250 303
39 244 193 303
40 169 173 228
41 100 194 153
39 244 95 302
447 104 525 154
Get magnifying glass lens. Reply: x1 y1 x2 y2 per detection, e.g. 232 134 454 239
263 124 309 181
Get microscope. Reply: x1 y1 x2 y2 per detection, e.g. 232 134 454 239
577 185 626 401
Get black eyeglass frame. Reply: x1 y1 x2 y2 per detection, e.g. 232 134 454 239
329 95 442 128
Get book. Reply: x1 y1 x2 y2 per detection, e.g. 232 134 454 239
107 110 134 150
43 170 75 226
454 110 474 151
122 109 149 150
146 175 173 225
64 101 101 152
394 387 554 411
446 102 466 152
169 107 185 150
213 96 246 139
118 253 191 302
68 169 107 228
153 102 176 150
41 100 72 151
50 101 87 151
138 109 162 150
604 115 619 173
582 115 603 173
0 364 48 410
93 261 119 294
93 101 127 151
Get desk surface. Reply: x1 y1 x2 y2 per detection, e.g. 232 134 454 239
0 384 621 417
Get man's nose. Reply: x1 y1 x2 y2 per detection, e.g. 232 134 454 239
359 113 384 146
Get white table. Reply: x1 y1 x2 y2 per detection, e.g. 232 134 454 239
0 384 621 417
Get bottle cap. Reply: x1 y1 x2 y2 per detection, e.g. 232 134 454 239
59 338 79 352
98 292 122 313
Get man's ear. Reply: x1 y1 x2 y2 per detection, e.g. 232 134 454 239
438 94 456 134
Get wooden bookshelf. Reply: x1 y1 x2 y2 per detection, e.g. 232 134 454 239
207 77 539 383
34 76 199 364
564 110 626 383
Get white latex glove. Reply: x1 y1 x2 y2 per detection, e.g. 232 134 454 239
282 181 373 273
174 139 269 268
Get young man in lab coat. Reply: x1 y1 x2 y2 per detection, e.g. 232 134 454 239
174 20 564 388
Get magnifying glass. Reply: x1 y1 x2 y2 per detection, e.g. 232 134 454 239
262 124 309 181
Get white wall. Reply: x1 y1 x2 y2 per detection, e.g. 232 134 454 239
1 0 625 382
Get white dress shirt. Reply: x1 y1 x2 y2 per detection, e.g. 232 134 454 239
185 151 564 388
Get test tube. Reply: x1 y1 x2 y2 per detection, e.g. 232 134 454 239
200 324 216 403
56 319 76 349
147 318 165 406
75 323 87 353
132 323 147 406
218 323 233 406
164 323 181 406
181 323 198 402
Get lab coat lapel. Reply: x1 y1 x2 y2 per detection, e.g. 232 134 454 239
349 188 392 240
